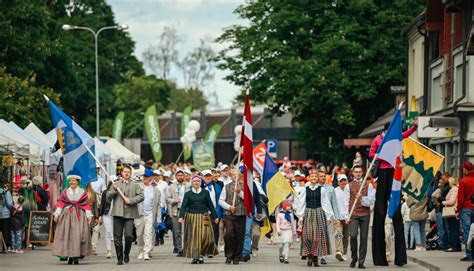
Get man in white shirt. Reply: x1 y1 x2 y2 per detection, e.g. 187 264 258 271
166 169 187 256
334 174 350 261
134 169 161 261
219 164 232 185
90 165 107 255
318 170 340 265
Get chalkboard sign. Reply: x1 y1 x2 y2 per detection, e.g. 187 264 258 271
27 211 53 249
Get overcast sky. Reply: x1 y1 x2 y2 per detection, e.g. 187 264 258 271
108 0 245 108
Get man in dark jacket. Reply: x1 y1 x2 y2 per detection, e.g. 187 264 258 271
33 176 48 211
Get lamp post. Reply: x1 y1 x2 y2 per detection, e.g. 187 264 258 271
62 24 129 137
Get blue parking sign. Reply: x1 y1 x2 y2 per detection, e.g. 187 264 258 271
265 139 277 153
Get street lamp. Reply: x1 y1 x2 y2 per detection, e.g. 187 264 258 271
62 24 129 137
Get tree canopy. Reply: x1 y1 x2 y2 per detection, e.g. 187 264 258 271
217 0 425 160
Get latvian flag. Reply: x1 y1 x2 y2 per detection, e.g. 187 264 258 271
240 91 254 216
376 109 403 218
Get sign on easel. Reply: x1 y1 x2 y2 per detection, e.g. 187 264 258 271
27 211 53 249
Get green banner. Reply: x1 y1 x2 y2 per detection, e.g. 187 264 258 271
145 105 162 162
204 124 221 145
192 141 215 171
181 106 192 160
112 111 125 142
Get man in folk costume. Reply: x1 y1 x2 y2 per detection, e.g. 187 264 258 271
53 175 93 265
134 169 162 261
107 165 144 265
369 120 417 266
167 168 188 256
219 169 247 265
346 165 376 269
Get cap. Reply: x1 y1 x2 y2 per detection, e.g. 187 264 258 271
144 169 154 177
163 171 172 178
175 168 185 174
202 169 212 176
220 164 230 171
184 169 192 175
463 161 473 171
67 175 81 181
337 174 348 182
96 163 100 168
294 170 304 177
153 169 162 176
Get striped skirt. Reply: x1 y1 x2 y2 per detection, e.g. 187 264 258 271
183 213 218 259
300 207 331 257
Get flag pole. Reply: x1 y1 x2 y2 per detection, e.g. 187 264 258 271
232 146 242 207
83 142 127 200
174 149 184 164
348 153 378 219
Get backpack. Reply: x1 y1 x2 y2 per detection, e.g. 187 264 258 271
0 189 6 209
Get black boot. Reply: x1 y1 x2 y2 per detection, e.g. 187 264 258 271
73 257 79 265
67 258 73 265
115 243 123 265
307 255 313 267
124 237 133 264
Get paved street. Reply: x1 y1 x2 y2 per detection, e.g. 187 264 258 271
0 232 429 271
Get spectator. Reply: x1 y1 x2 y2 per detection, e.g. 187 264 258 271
10 196 25 253
408 194 429 251
0 184 13 252
456 161 474 261
442 177 461 252
32 176 48 211
431 173 451 250
401 194 413 249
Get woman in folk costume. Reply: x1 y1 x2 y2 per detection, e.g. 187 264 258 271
178 175 219 264
296 169 331 267
52 175 93 265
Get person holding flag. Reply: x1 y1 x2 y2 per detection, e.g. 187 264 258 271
369 110 417 267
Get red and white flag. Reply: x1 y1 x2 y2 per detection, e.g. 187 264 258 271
241 92 254 215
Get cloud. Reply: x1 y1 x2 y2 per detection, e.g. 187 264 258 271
109 0 244 107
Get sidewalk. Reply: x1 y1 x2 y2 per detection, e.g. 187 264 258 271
407 249 473 271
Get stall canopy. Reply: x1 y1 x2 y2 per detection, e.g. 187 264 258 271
0 120 45 164
25 123 55 146
8 121 51 165
0 133 30 158
105 138 140 164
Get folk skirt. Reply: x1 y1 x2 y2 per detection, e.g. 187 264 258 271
183 213 218 259
300 207 331 257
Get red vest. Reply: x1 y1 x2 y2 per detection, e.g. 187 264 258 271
349 180 370 217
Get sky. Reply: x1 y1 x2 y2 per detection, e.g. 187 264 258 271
108 0 245 108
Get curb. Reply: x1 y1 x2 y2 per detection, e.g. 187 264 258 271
407 255 440 271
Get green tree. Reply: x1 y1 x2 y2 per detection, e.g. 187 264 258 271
0 68 59 131
113 73 172 137
168 88 209 112
217 0 424 161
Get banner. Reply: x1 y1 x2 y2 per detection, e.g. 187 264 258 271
253 140 267 175
204 124 221 145
181 106 192 160
145 105 162 162
112 111 124 142
402 137 444 201
192 141 215 171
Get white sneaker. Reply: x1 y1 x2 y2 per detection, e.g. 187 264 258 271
144 253 150 261
219 245 224 253
106 251 112 259
251 250 257 258
335 252 344 261
138 252 144 260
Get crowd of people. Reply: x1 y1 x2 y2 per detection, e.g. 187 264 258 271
1 148 474 267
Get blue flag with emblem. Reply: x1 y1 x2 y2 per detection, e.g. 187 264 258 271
47 98 97 186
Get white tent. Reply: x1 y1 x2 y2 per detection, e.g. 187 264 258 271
25 123 55 146
9 121 51 165
0 120 45 164
105 138 140 164
94 138 114 175
0 133 30 158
